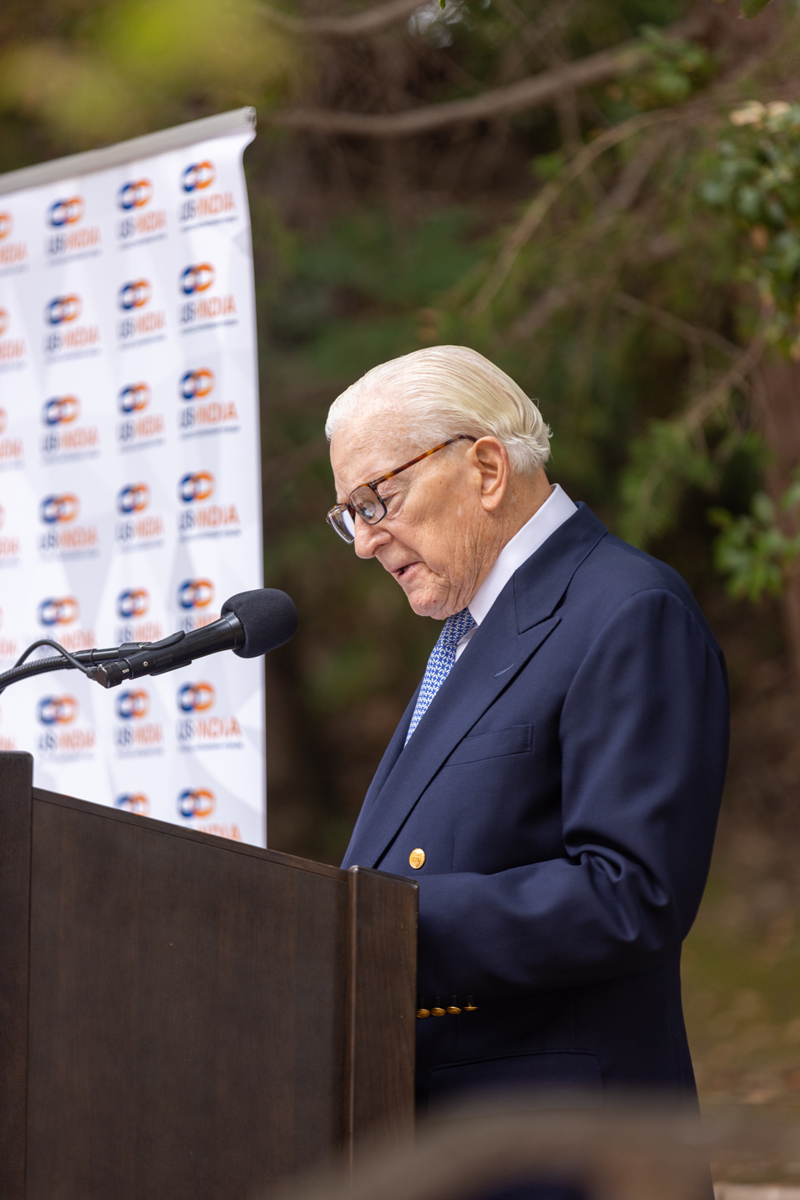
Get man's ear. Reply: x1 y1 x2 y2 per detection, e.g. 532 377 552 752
471 437 510 512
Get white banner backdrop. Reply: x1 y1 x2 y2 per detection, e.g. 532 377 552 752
0 109 265 846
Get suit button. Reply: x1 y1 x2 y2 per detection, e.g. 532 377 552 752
409 848 425 869
416 1008 431 1019
446 1005 461 1015
431 1007 446 1017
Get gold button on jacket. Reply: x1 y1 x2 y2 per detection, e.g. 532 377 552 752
409 848 425 869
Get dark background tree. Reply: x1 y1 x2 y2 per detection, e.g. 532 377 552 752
3 0 800 1108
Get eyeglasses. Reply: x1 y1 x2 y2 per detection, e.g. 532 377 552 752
327 435 476 544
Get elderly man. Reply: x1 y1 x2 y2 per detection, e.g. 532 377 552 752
326 345 729 1111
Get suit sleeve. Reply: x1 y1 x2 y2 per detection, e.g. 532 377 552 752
415 587 730 1000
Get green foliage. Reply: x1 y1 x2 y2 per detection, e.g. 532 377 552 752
452 76 800 591
263 207 482 384
710 475 800 601
740 0 773 17
531 151 567 183
614 99 800 569
307 636 383 713
622 27 717 109
410 0 696 112
447 106 755 543
701 101 800 357
620 419 721 545
0 0 297 147
562 0 688 62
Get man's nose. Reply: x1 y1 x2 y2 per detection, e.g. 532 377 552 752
354 516 390 559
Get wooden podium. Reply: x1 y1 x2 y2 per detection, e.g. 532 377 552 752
0 753 417 1200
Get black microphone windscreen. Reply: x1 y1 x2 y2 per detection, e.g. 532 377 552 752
220 589 298 658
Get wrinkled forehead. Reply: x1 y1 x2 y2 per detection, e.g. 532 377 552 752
330 404 420 496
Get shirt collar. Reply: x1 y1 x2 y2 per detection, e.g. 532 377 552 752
468 484 577 626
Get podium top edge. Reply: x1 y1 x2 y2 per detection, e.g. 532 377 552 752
348 864 419 891
31 785 347 882
0 107 256 196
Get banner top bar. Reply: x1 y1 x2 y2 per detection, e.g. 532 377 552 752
0 107 256 196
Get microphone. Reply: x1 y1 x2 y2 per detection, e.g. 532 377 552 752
221 589 299 658
91 588 298 688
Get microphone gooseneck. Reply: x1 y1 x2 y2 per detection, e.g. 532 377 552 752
0 588 299 693
94 611 244 687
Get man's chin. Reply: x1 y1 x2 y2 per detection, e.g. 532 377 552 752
395 566 449 618
403 587 449 619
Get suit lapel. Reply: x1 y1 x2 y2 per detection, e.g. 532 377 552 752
342 503 608 870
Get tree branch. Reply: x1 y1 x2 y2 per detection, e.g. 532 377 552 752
599 131 670 216
469 109 683 317
269 13 711 135
631 331 766 523
491 0 581 63
682 332 765 434
273 41 644 134
510 283 579 338
613 292 741 359
260 0 424 38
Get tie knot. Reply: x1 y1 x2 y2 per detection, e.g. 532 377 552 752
440 607 476 647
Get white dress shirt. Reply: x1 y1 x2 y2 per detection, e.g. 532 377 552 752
455 483 577 660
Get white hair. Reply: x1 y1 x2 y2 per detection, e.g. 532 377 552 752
325 345 551 474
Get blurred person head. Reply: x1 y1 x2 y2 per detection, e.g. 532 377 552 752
326 345 554 620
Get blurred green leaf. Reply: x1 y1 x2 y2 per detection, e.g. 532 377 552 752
0 0 298 147
740 0 773 17
710 475 800 601
532 151 567 182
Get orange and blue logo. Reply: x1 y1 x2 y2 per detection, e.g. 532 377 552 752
180 263 215 295
115 793 150 815
118 279 151 310
178 787 215 818
118 180 152 210
119 382 150 413
116 689 149 720
182 161 215 192
117 482 149 514
38 596 79 626
178 682 215 713
40 493 79 524
0 213 12 239
48 197 84 227
180 368 214 400
179 471 214 503
46 294 81 324
178 578 214 609
42 395 80 425
38 695 78 725
117 587 149 619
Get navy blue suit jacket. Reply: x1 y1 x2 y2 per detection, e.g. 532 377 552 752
342 504 729 1106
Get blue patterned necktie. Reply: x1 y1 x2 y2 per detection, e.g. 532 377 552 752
405 607 477 745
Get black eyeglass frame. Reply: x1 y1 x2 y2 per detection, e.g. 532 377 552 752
326 434 477 544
